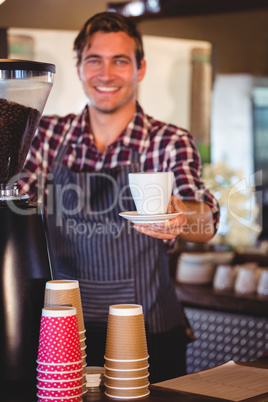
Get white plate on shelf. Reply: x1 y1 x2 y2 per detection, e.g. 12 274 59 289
179 252 214 263
119 211 182 224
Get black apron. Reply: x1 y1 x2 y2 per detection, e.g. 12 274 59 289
47 127 187 382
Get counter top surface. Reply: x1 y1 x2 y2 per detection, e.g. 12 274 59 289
0 383 226 402
1 383 267 402
0 387 227 402
2 360 268 402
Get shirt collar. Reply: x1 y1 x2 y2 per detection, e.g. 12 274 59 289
118 102 150 151
83 102 150 152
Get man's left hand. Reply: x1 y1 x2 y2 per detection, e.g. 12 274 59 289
133 196 188 240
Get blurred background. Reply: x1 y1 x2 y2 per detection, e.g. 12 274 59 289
1 0 268 247
1 0 268 377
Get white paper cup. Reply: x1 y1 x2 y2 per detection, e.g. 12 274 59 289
213 265 235 291
257 270 268 296
234 268 258 294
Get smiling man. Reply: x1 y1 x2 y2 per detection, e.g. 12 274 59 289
77 29 146 150
20 12 220 383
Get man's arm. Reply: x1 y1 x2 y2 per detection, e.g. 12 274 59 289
133 195 216 242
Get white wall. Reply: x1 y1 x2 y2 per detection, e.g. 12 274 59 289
8 28 211 130
138 35 211 130
211 74 254 179
9 28 88 116
9 28 256 182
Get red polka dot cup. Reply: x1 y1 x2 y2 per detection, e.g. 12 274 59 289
37 385 82 397
37 394 83 402
37 362 82 372
37 369 83 381
37 306 82 365
37 378 83 389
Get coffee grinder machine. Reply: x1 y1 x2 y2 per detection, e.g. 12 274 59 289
0 59 55 385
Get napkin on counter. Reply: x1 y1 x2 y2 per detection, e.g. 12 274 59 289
151 361 268 401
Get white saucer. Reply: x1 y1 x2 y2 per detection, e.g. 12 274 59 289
119 211 182 223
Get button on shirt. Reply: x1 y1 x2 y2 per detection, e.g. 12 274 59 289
20 103 220 234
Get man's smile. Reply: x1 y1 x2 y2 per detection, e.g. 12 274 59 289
95 86 120 92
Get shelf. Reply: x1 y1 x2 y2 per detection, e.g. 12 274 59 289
174 281 268 317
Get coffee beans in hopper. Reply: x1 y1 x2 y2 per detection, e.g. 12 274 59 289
0 98 40 184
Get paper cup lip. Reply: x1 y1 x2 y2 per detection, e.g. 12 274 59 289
46 280 79 290
37 368 82 374
104 364 149 372
42 306 77 317
37 377 83 383
105 374 149 380
105 383 149 390
37 392 83 399
104 356 149 362
37 384 82 390
37 360 82 366
109 304 143 316
105 391 150 399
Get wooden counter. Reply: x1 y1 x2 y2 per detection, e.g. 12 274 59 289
0 381 232 402
2 358 268 402
1 358 268 402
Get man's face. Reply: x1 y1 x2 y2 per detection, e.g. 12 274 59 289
77 31 146 115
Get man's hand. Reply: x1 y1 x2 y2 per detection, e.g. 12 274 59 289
133 196 188 240
133 196 215 242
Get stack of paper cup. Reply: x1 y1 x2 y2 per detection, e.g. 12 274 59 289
43 280 87 392
36 306 83 402
104 304 150 399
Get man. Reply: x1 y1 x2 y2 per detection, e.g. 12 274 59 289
20 12 220 383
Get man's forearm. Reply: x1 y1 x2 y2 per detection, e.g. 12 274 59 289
179 201 215 243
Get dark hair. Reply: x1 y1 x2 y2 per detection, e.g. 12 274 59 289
73 12 144 69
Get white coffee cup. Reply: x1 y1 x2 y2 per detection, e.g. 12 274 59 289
213 265 234 291
234 267 258 295
128 172 174 215
257 270 268 296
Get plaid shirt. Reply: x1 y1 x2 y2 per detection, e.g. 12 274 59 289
20 103 220 230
